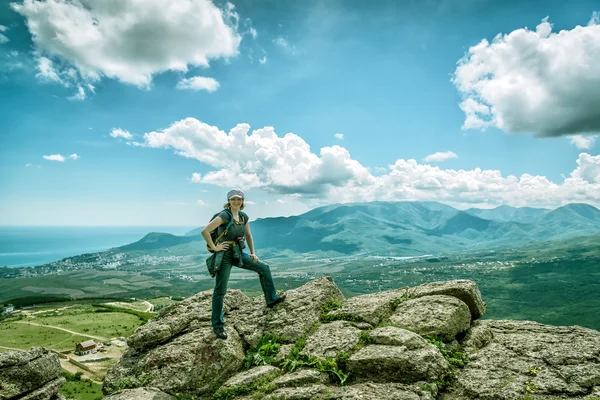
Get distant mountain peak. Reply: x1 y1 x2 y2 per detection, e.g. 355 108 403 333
550 203 600 220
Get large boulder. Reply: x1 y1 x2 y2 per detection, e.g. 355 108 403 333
324 288 406 325
368 326 432 349
0 347 64 400
347 344 450 383
388 295 472 341
127 289 249 350
229 277 345 347
258 277 345 344
411 280 486 319
301 320 365 358
103 326 245 398
442 320 600 399
19 377 66 400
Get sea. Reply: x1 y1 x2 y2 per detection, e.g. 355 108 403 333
0 226 197 268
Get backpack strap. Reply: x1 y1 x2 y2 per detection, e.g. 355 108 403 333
213 209 234 245
239 211 248 225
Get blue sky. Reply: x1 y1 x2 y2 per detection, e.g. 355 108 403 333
1 0 599 226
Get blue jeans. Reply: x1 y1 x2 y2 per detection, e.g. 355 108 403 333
211 250 279 329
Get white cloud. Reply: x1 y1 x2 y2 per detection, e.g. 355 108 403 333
0 25 8 44
570 153 600 184
190 172 202 183
123 119 600 209
176 76 220 92
249 27 258 39
569 134 597 150
68 85 86 101
25 163 40 168
110 128 133 140
36 57 63 84
453 14 600 137
0 26 8 44
11 0 242 89
273 37 297 54
43 154 66 162
423 151 458 163
68 153 80 160
196 199 207 206
259 56 267 64
334 133 344 140
273 37 288 48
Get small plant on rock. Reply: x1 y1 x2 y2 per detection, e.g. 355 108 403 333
424 335 469 367
321 298 344 314
243 334 282 369
319 298 362 323
524 380 538 394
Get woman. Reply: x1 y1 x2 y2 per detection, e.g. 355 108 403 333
201 188 286 340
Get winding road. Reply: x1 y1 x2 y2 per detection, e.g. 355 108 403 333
142 300 154 312
0 345 23 351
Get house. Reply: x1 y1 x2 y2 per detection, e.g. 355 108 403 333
1 304 14 315
75 340 97 355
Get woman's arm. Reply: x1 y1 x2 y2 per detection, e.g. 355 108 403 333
201 216 224 252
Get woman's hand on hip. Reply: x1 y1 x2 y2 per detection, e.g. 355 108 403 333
215 242 229 252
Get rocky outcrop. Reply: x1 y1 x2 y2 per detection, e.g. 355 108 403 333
443 320 600 399
103 277 344 398
104 277 600 400
0 347 65 400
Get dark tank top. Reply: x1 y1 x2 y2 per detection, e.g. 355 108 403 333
217 210 246 241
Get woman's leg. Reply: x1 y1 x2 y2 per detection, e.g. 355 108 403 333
239 252 279 304
211 253 233 329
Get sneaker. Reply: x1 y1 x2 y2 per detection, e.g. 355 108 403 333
213 327 227 340
267 293 287 308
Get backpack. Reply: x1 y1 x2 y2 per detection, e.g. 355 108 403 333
206 209 248 253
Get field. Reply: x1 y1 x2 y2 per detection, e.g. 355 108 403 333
0 303 146 349
59 371 103 400
0 321 91 350
60 380 103 400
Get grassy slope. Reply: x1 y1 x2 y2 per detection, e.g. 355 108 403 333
0 322 91 350
0 305 146 350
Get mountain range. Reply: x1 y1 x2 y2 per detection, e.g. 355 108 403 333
117 201 600 257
